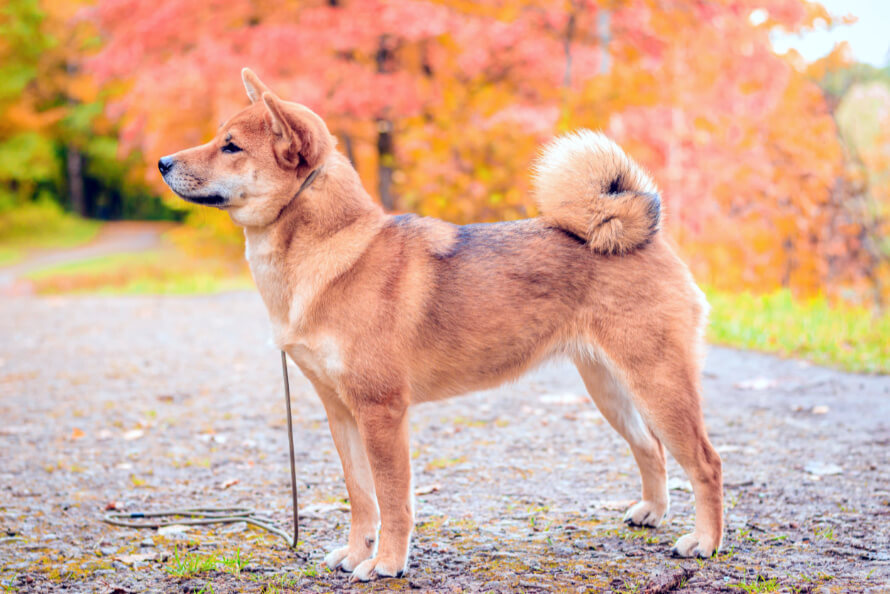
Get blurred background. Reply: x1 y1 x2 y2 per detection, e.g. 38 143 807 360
0 0 887 372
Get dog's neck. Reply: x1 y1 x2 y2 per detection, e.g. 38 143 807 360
243 153 386 347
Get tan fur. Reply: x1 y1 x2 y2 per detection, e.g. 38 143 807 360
533 130 661 254
159 69 723 581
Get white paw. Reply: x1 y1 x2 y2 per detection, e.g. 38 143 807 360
671 532 718 558
623 500 667 528
324 545 370 573
350 555 406 582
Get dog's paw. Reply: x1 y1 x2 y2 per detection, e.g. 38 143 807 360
670 532 718 558
349 555 406 582
324 545 372 573
623 500 667 528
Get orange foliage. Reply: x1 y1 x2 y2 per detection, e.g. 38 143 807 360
83 0 885 301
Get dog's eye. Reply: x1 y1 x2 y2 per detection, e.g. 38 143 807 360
221 142 242 154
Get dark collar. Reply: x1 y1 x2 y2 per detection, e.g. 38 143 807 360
295 166 322 199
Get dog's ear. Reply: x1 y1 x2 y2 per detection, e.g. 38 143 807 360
242 68 271 104
262 92 333 171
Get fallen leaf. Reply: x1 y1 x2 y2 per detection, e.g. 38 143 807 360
114 552 157 565
123 429 144 440
415 484 440 496
104 501 122 511
300 502 350 518
220 478 239 489
70 428 85 440
197 434 227 444
668 477 693 492
733 377 777 391
805 461 842 476
595 500 636 511
539 393 587 405
158 524 191 535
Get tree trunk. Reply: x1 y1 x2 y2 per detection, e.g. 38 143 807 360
65 61 88 217
342 132 356 166
376 36 396 211
563 8 576 88
598 9 611 75
376 120 395 211
66 147 87 216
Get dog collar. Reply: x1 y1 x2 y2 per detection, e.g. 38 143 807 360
295 166 322 199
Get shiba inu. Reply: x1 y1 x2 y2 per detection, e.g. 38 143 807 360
159 68 723 581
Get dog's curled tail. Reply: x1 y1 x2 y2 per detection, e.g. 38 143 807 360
532 130 661 255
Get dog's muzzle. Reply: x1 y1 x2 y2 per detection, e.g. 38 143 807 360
158 156 228 207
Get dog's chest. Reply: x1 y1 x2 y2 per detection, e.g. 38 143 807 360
244 234 294 332
245 236 278 301
244 236 343 384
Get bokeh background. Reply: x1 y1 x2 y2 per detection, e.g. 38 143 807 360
1 0 888 372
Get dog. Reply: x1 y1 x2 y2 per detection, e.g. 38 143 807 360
159 68 723 582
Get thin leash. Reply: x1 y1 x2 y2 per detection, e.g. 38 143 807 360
103 351 301 550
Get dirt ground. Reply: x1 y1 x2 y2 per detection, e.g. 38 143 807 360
1 292 888 593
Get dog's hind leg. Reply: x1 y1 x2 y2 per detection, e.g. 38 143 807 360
312 383 381 573
573 350 669 528
588 340 723 558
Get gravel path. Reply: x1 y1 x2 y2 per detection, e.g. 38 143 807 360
1 293 888 593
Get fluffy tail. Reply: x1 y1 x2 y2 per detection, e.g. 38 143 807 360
532 130 661 255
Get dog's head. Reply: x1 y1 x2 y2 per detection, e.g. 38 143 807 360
159 69 335 227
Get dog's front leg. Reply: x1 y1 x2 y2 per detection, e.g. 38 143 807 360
349 400 413 582
313 385 380 573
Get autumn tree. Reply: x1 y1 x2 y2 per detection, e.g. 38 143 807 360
86 0 885 300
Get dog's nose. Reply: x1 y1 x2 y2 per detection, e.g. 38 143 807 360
158 156 175 176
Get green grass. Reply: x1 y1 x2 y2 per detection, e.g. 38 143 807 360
706 287 889 374
165 547 251 578
0 245 23 266
24 249 253 295
0 201 100 266
26 251 160 278
728 577 780 593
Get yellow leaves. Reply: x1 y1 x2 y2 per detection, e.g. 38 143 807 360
66 74 101 104
1 102 66 134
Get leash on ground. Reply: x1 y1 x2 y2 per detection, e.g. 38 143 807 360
102 351 301 550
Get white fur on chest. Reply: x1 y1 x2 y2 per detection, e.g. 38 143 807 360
245 234 280 299
286 334 345 385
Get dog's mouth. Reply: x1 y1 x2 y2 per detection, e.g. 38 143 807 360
177 194 228 208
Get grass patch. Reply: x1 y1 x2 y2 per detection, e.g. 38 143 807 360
165 547 251 578
728 577 780 593
706 288 889 374
25 246 252 295
0 201 100 266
